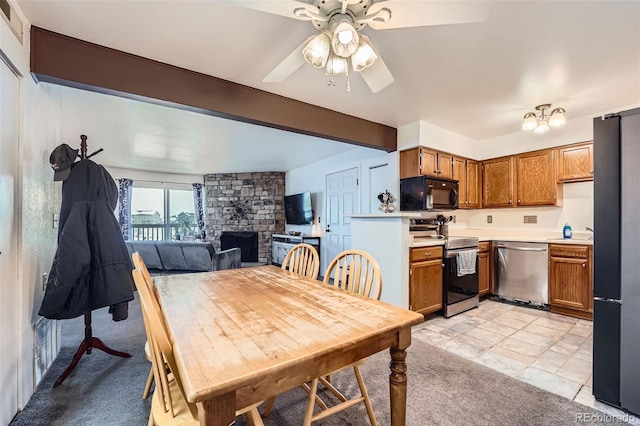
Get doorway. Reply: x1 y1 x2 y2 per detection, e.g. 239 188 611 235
0 54 20 425
325 167 359 272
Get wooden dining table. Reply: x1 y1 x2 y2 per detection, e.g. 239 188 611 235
153 265 424 425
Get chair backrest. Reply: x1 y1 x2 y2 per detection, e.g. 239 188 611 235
281 243 320 280
322 249 382 300
132 268 198 420
132 252 154 289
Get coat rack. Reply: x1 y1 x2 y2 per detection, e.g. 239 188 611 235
53 134 131 388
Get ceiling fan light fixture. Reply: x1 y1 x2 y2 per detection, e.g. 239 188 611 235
549 108 566 127
302 32 331 68
331 20 359 57
522 103 566 134
351 36 377 72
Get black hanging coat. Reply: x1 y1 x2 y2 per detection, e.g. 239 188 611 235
39 159 134 321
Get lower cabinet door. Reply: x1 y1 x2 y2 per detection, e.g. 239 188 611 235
549 256 591 311
409 259 443 315
478 251 491 296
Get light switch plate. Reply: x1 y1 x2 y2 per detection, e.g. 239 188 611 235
524 215 538 224
487 215 493 224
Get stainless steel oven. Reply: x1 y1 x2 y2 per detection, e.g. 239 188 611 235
442 237 480 318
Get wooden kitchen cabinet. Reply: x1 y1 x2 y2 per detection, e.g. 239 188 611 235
548 244 593 320
556 141 594 182
482 156 515 208
399 147 453 179
477 242 491 296
453 157 481 209
409 246 443 315
516 149 562 206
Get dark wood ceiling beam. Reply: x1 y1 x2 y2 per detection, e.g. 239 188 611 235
30 26 396 152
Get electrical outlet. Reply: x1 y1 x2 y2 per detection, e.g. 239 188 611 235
524 215 538 224
487 215 493 224
452 215 456 223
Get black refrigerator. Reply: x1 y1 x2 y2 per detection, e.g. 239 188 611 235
593 107 640 416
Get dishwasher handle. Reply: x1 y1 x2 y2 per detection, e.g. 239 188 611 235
495 245 547 252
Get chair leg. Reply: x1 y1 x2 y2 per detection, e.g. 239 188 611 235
303 379 319 426
245 407 264 426
143 367 154 399
353 366 377 426
147 412 154 426
262 396 276 417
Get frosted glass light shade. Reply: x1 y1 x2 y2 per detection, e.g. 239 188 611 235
351 36 377 72
522 112 537 131
303 33 331 68
325 53 349 76
549 108 566 127
331 21 359 58
534 119 550 133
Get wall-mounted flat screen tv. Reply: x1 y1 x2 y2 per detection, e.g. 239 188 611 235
284 192 313 225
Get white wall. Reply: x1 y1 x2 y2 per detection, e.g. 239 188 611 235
2 3 63 410
286 146 393 272
397 120 476 158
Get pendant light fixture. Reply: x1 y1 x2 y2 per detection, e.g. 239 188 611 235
522 104 566 133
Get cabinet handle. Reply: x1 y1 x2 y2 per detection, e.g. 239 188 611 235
424 253 431 257
517 199 521 203
582 263 586 268
590 170 594 174
509 199 512 204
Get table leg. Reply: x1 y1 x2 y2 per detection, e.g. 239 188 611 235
389 346 407 426
198 392 236 426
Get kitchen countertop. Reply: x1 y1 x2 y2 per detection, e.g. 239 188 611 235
410 228 593 247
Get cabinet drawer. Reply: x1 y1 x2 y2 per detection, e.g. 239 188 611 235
410 246 442 262
549 244 589 259
478 242 491 253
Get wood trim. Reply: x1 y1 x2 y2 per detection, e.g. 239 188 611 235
30 26 397 152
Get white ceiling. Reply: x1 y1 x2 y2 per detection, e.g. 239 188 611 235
16 0 640 174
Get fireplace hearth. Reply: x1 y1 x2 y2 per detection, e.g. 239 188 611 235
221 231 258 263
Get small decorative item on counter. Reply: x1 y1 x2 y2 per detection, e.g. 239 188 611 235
311 217 322 237
563 223 573 239
377 190 395 213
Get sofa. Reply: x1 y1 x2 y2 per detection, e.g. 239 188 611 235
125 241 241 275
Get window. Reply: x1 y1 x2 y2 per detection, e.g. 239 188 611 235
130 186 198 241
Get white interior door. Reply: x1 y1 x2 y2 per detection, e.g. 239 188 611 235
325 167 358 271
0 57 20 425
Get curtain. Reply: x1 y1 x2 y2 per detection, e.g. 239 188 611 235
117 178 133 241
192 183 205 239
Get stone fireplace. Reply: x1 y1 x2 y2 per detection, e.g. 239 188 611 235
204 172 285 263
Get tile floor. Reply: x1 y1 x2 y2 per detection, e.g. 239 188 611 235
412 299 639 424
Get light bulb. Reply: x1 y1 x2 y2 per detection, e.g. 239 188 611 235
302 33 331 68
338 29 353 44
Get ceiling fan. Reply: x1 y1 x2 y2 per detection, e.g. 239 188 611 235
227 0 491 93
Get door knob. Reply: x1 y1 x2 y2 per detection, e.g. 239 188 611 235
326 224 331 233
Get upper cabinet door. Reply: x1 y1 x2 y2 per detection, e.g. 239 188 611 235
453 157 468 208
420 148 439 178
437 152 454 180
557 141 594 182
482 156 515 208
466 159 481 209
516 149 560 206
399 147 421 179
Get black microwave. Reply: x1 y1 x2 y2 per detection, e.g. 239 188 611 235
400 176 459 211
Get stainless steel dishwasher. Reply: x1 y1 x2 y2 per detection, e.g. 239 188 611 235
493 241 549 306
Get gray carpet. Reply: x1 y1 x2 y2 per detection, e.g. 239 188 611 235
11 295 628 426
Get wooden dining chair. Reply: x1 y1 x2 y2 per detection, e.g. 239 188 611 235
281 243 320 280
307 249 382 425
132 269 264 426
132 252 159 400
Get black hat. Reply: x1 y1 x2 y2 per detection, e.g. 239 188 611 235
49 144 79 181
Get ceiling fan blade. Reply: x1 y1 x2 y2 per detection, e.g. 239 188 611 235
367 1 491 30
263 36 314 83
360 54 394 94
225 1 318 21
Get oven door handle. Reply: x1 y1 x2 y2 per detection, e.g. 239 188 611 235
494 245 547 252
445 248 478 258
